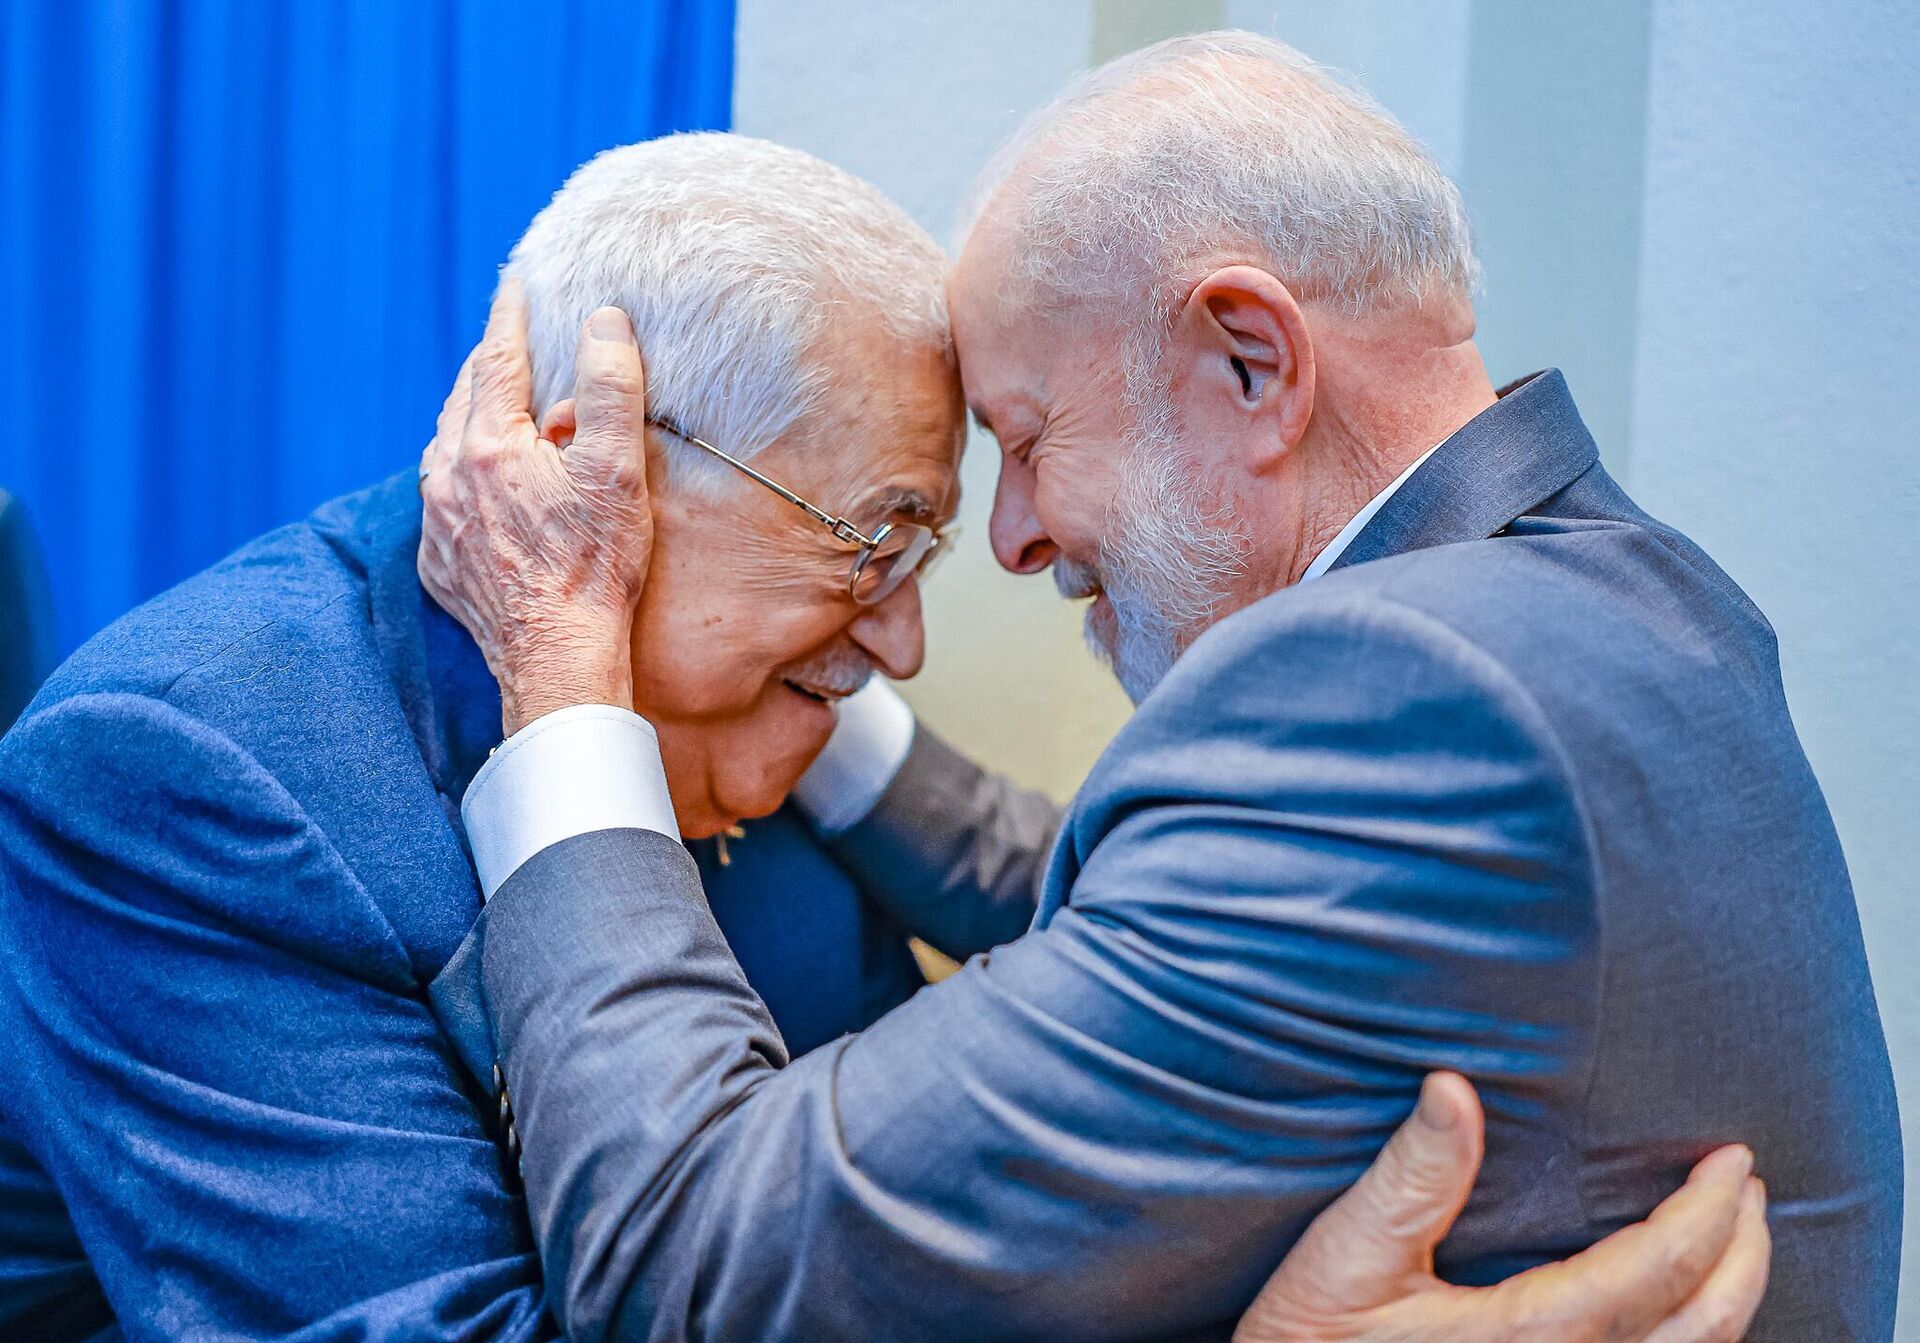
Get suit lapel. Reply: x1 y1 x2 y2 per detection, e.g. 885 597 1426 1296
1329 369 1601 573
326 471 504 809
307 472 505 986
328 475 516 1081
1031 812 1081 931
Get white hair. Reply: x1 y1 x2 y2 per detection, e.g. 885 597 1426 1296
507 132 949 495
961 30 1478 325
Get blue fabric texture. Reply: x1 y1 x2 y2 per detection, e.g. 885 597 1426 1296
0 472 923 1340
449 372 1903 1341
0 0 734 658
0 490 57 732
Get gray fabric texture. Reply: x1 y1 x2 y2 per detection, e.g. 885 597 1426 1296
438 370 1902 1341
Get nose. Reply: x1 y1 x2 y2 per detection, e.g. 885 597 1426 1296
989 457 1058 575
848 575 926 680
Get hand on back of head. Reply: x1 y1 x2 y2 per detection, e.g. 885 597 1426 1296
418 279 657 736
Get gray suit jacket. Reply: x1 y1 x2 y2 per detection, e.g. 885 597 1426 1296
435 370 1902 1340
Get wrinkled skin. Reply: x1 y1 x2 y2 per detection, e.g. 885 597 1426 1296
419 280 961 837
418 293 655 735
418 286 1771 1342
947 199 1502 705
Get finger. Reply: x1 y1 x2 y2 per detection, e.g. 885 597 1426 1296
1241 1074 1484 1326
567 306 648 481
1497 1144 1753 1338
1640 1178 1770 1343
467 275 536 435
436 349 476 454
424 349 477 484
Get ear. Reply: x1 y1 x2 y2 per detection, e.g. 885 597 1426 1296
1177 265 1316 465
539 397 578 449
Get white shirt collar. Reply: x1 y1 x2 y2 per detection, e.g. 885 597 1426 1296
1298 442 1443 584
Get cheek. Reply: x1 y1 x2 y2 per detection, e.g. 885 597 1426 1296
1034 458 1117 560
633 613 760 714
638 521 845 710
716 691 837 811
633 591 845 715
630 589 855 831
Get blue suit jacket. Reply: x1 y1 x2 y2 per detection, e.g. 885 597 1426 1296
0 473 923 1340
446 371 1903 1340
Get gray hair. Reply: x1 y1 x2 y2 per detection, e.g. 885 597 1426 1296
961 30 1479 324
507 132 949 496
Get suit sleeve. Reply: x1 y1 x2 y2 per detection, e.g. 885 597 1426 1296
0 693 554 1342
819 727 1062 961
478 597 1602 1342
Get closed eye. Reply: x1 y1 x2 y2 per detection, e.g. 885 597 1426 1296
1008 424 1048 465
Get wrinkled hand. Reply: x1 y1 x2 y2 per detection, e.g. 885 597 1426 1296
1236 1074 1769 1343
418 279 655 736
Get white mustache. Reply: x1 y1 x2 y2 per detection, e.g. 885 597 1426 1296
785 647 874 697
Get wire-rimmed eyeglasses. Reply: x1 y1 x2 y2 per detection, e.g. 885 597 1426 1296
646 415 948 607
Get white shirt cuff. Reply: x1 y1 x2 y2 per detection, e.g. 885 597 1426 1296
461 703 680 899
791 678 916 836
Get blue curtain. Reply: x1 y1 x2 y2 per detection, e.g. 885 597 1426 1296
0 0 735 656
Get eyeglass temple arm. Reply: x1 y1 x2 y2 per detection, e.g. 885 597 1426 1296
647 416 879 547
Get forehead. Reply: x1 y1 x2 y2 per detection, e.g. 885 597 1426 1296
764 328 965 524
949 230 1116 432
948 209 1025 371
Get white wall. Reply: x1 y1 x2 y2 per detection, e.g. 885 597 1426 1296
737 2 1918 1326
1625 2 1920 1326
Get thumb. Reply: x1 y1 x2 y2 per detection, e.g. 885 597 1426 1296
568 306 648 482
1235 1073 1484 1338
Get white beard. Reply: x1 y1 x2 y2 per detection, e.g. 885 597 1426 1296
1055 424 1251 705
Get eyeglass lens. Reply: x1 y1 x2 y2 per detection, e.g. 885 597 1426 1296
853 524 941 606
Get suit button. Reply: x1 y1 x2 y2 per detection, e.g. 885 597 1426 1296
491 1068 524 1193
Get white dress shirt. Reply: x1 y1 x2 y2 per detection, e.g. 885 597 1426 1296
1297 442 1441 582
463 703 679 898
462 680 917 898
462 445 1441 894
788 677 917 834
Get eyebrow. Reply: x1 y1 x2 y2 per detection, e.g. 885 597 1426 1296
858 486 941 527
